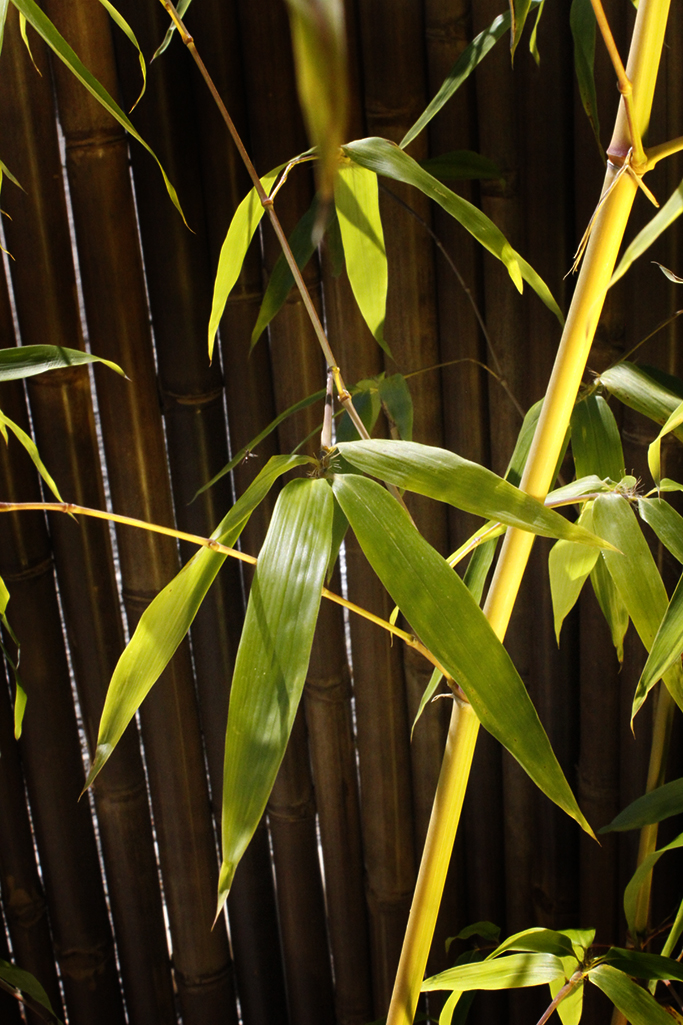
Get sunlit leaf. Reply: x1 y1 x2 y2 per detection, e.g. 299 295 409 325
85 454 312 788
549 973 583 1025
208 162 286 360
590 554 629 662
571 394 623 481
285 0 348 203
549 503 600 643
653 261 683 284
153 0 193 60
422 952 564 992
96 0 146 110
570 0 603 160
509 0 533 63
0 410 63 502
597 362 683 435
600 777 683 831
635 564 683 704
489 927 577 960
344 137 563 323
12 0 186 224
336 439 611 547
0 156 22 195
439 989 462 1025
528 0 544 65
334 162 389 353
419 151 502 182
217 477 334 910
400 2 542 150
0 958 63 1024
610 179 683 286
333 474 594 836
0 344 125 381
638 495 683 564
18 12 40 73
648 398 683 485
588 964 673 1025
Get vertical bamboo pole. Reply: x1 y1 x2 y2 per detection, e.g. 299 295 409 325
387 1 672 1021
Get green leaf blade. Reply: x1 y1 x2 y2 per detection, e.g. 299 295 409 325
600 777 683 832
570 0 603 159
589 963 676 1025
423 952 565 992
0 344 125 382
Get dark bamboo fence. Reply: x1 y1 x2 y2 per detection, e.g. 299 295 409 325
0 2 682 1024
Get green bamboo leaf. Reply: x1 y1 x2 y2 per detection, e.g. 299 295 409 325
85 454 312 788
0 410 63 502
18 11 39 73
588 964 673 1025
452 922 501 944
509 0 533 62
600 777 683 832
0 575 24 739
153 0 193 60
335 383 381 444
528 0 544 66
285 0 348 203
590 554 629 662
571 394 624 481
592 494 683 718
422 952 565 992
549 504 600 643
597 362 683 434
0 0 9 56
399 2 542 150
96 0 146 110
635 567 683 704
251 197 330 347
547 475 611 505
343 138 563 323
0 959 63 1024
610 178 683 286
489 927 577 960
638 496 683 564
549 973 584 1025
419 151 503 182
333 474 594 836
0 156 22 194
378 374 413 440
208 162 286 360
217 477 334 910
570 0 603 161
648 398 683 485
439 989 462 1025
11 0 186 225
622 833 683 940
0 344 125 381
603 947 683 983
334 162 389 353
335 439 611 547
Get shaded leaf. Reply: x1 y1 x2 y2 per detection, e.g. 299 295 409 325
332 474 594 836
0 959 62 1024
378 374 413 440
0 0 9 56
335 439 612 547
549 503 600 643
648 398 683 485
509 0 533 62
571 394 623 481
419 151 502 182
653 261 683 284
635 561 683 705
0 410 63 502
334 162 388 352
602 947 683 983
590 554 629 662
0 156 22 194
624 831 683 939
208 162 286 360
600 777 683 832
96 0 146 109
610 179 683 286
0 344 125 382
86 455 311 788
217 478 333 909
12 0 186 224
153 0 193 60
423 952 565 992
588 964 673 1025
453 922 501 944
335 383 381 444
343 138 563 323
570 0 603 160
528 0 544 66
597 362 683 435
0 575 24 738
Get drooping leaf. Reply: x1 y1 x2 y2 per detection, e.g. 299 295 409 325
602 947 683 983
343 138 563 323
0 156 22 195
648 398 683 485
592 494 683 719
635 564 683 704
0 575 24 738
334 162 389 352
378 374 413 440
439 989 463 1025
0 958 63 1024
332 473 594 836
548 503 600 643
217 477 334 910
610 178 683 286
571 394 624 481
12 0 186 223
422 952 565 992
590 554 629 662
0 0 9 56
208 162 286 360
96 0 146 109
588 964 673 1025
600 777 683 832
153 0 193 60
623 832 683 941
0 344 125 382
85 455 312 788
285 0 348 204
0 410 63 502
597 362 683 435
18 12 40 73
419 151 503 182
509 0 533 62
570 0 603 160
489 927 577 960
549 973 584 1025
335 439 611 547
400 2 542 150
528 0 544 65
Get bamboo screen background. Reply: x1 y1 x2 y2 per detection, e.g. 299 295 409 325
0 1 682 1024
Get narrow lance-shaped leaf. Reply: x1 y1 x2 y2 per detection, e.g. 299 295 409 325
85 454 312 788
334 162 389 353
588 964 674 1025
639 496 683 564
648 398 683 485
333 473 594 836
0 959 63 1025
571 393 624 481
600 777 683 832
12 0 186 223
570 0 603 160
422 953 565 992
597 362 683 433
208 162 286 360
610 178 683 286
378 374 413 440
0 0 9 56
636 498 683 695
509 0 533 62
0 575 24 738
153 0 193 59
622 832 683 941
0 344 125 382
0 410 63 502
336 439 610 547
419 151 503 182
96 0 146 110
590 554 629 662
602 947 683 983
548 503 600 644
0 156 22 196
218 477 333 911
343 137 563 323
488 927 577 960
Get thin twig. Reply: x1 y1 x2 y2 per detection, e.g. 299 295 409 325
590 0 645 167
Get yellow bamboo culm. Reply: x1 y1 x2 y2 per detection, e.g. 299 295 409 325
386 1 672 1022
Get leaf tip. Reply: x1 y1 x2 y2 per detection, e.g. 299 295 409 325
81 742 113 797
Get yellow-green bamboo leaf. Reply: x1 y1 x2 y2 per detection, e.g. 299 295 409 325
610 177 683 286
333 473 594 836
0 344 125 381
590 554 629 662
96 0 146 110
528 0 544 65
217 477 333 912
550 973 583 1025
509 0 533 62
571 393 624 481
85 455 311 789
597 362 683 435
0 574 24 738
648 398 683 485
570 0 603 160
548 503 600 643
423 952 564 992
343 138 563 322
419 151 502 183
0 410 63 502
0 0 9 56
600 777 683 832
11 0 187 225
334 163 389 353
622 834 683 943
378 374 413 440
18 12 39 73
208 163 285 360
588 964 674 1025
0 156 22 194
153 0 193 60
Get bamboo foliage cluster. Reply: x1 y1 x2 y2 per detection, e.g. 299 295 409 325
1 0 683 1024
